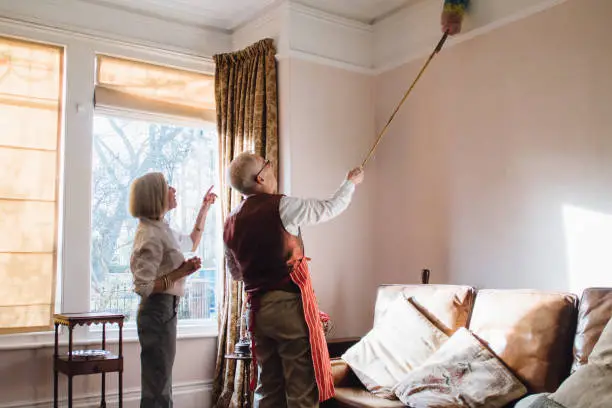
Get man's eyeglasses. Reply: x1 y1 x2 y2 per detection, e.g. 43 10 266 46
254 159 270 180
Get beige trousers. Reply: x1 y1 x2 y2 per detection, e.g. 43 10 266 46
250 290 319 408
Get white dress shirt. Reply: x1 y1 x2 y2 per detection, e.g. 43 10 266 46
130 218 193 298
278 179 356 236
224 179 356 281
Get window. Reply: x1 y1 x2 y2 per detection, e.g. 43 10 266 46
91 55 218 324
0 37 63 334
90 114 219 323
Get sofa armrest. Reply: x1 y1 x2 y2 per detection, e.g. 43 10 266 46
331 358 362 387
327 336 360 358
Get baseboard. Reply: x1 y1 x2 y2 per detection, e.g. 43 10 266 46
0 380 213 408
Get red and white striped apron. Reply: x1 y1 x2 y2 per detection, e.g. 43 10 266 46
248 257 335 402
288 257 335 401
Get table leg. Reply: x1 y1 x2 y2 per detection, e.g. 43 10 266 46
68 324 73 408
119 322 123 408
244 362 251 408
119 370 123 408
68 375 73 408
53 369 58 408
101 373 106 408
54 323 59 408
101 322 106 407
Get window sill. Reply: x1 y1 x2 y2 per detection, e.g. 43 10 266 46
0 322 218 351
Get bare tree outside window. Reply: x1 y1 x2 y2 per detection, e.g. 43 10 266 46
90 114 220 322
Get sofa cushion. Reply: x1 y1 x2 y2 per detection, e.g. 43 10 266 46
468 290 577 393
393 328 527 408
374 284 476 334
333 387 406 408
342 295 449 398
572 288 612 371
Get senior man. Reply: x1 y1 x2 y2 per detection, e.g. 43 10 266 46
223 152 363 408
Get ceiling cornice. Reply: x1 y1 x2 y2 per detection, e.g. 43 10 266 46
0 0 573 75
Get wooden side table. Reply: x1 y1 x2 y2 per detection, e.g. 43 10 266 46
53 312 125 408
225 353 253 408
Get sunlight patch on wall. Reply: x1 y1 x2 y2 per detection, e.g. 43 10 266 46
563 204 612 294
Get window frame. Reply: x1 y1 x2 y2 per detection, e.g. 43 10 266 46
0 21 219 349
88 108 222 340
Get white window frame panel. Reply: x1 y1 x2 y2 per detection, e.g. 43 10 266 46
0 19 220 350
89 108 222 341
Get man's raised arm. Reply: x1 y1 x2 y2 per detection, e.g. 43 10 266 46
279 167 364 236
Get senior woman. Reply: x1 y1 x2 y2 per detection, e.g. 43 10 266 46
128 172 217 407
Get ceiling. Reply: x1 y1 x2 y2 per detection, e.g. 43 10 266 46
80 0 417 31
295 0 414 24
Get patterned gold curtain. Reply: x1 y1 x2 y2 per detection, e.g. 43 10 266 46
212 38 279 408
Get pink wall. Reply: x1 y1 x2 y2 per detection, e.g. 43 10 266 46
278 58 378 337
374 0 612 292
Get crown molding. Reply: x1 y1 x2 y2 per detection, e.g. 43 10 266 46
276 50 375 75
0 0 230 58
373 0 572 74
0 0 573 76
287 3 373 71
0 15 216 73
235 0 571 76
235 0 375 74
287 2 373 33
232 0 289 52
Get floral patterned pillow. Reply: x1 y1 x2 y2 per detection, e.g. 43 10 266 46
393 328 527 408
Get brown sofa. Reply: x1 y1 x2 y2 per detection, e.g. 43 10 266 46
325 285 612 408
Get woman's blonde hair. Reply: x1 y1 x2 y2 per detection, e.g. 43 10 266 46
129 172 168 220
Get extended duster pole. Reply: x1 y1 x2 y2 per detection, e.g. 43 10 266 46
361 31 450 169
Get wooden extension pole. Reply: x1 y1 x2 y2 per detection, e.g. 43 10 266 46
361 31 450 168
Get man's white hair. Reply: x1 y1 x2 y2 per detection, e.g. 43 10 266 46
228 152 261 194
